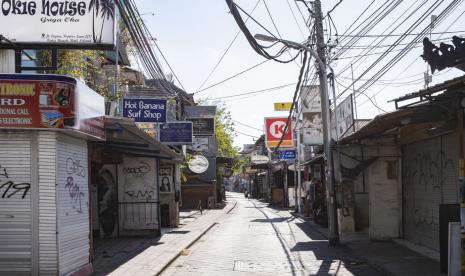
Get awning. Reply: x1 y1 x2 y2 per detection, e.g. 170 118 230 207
288 155 323 171
95 117 183 162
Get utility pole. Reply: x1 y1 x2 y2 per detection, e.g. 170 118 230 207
314 0 340 245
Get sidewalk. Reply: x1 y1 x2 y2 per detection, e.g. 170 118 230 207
92 200 236 276
293 212 443 276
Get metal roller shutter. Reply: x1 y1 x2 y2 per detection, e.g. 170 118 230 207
403 132 459 251
57 134 89 275
0 132 32 275
403 136 442 251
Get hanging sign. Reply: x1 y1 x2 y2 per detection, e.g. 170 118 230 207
122 98 167 123
264 117 294 148
274 102 293 111
331 94 354 140
0 0 116 49
159 122 193 145
187 117 215 136
279 149 296 160
302 114 323 145
251 155 269 165
188 155 209 174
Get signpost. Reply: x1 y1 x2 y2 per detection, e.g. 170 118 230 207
0 0 116 49
264 117 294 148
159 122 193 145
122 98 167 123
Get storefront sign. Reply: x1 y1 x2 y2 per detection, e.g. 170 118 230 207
301 85 321 114
187 117 215 136
122 98 167 123
251 155 269 165
188 155 209 174
302 114 323 145
159 122 193 145
265 117 294 148
0 74 105 139
331 94 354 140
0 0 116 48
279 149 296 160
274 102 292 111
187 137 209 153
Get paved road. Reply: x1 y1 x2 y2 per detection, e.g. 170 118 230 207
162 193 380 276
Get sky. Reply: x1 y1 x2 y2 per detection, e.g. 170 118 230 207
134 0 465 149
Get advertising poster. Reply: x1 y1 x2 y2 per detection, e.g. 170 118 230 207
159 165 173 193
0 0 116 48
0 74 76 129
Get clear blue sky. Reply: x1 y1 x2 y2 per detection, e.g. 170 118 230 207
135 0 465 149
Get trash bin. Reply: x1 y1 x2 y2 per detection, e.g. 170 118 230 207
161 204 170 227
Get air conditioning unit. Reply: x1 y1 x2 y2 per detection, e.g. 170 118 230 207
105 101 118 116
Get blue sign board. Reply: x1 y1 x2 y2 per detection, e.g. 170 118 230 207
279 149 296 160
159 122 193 145
122 98 167 123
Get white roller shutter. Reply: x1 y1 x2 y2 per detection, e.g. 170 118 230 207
57 134 89 275
0 132 32 275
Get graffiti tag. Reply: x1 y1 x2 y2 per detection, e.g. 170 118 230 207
0 165 8 179
65 176 85 214
122 161 151 175
0 181 30 199
66 154 86 178
125 190 154 200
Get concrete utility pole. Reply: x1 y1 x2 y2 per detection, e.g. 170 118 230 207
313 0 340 245
254 0 340 245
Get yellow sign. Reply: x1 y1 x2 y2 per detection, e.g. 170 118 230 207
274 102 292 111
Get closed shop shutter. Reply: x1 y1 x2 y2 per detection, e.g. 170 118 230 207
403 132 459 252
440 133 459 204
0 132 32 275
56 134 89 275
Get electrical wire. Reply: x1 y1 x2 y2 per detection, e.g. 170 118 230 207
195 0 261 93
207 82 296 100
232 120 263 131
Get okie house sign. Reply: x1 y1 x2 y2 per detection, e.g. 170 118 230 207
122 98 167 123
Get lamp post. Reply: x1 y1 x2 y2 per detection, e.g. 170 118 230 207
254 34 339 245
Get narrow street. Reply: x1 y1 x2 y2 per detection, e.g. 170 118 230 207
162 193 380 276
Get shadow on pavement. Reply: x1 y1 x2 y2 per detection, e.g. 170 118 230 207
92 237 162 276
250 200 377 276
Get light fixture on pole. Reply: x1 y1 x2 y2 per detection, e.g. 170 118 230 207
255 33 340 245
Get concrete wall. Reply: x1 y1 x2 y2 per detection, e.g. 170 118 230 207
336 137 402 240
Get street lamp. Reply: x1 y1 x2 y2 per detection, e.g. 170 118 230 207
255 33 339 245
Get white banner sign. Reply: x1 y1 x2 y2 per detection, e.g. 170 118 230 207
0 0 116 47
300 85 321 114
302 114 323 145
331 94 354 140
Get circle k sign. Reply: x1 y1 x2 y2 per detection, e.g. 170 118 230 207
264 117 294 148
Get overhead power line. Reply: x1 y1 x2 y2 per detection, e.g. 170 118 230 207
336 30 465 38
208 82 296 100
195 0 261 93
232 120 263 131
235 130 261 138
195 59 270 95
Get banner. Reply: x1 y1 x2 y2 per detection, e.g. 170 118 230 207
264 117 294 148
0 0 116 48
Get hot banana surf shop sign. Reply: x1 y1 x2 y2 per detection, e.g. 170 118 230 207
0 0 116 48
0 74 105 139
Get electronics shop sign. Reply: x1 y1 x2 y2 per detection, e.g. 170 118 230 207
123 98 167 123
